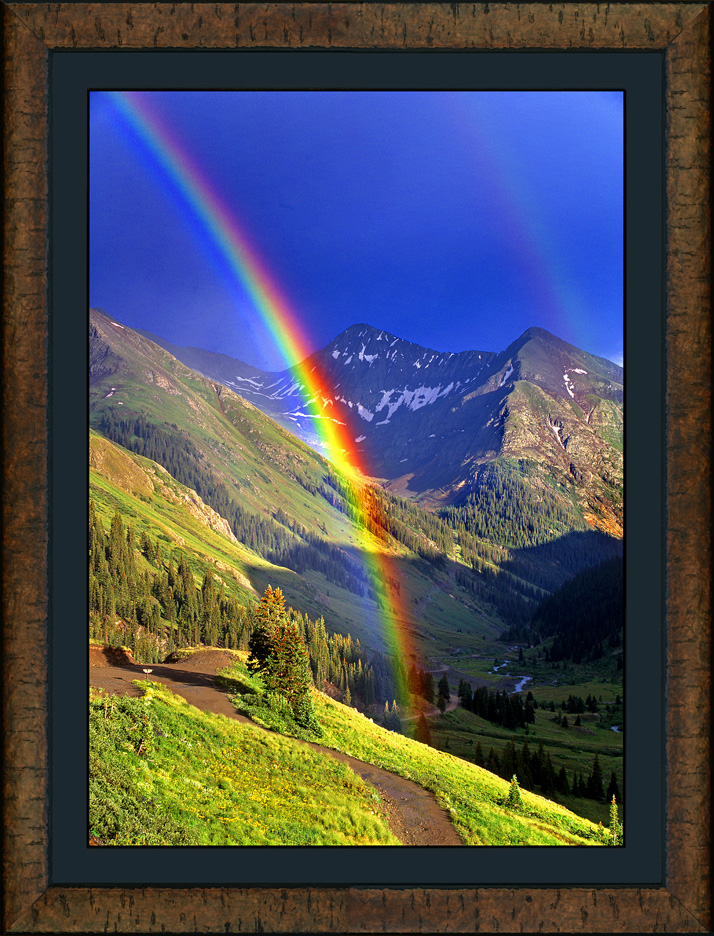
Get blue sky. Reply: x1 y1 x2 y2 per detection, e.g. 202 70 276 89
90 91 623 372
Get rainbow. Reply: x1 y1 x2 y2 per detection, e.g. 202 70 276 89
448 92 618 351
105 91 419 702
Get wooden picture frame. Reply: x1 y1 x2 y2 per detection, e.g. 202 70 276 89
3 3 710 932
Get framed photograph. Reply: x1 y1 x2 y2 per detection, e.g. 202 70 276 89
3 3 710 932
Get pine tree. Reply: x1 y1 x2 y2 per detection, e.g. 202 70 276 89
608 796 623 845
557 766 570 795
247 586 320 733
247 586 286 673
383 700 402 734
263 619 318 725
437 673 450 703
414 714 431 746
486 747 500 775
506 775 523 809
587 754 605 800
606 770 621 803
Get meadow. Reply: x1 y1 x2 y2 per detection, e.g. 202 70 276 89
89 681 399 846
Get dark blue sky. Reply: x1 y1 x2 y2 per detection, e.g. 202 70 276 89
90 91 623 372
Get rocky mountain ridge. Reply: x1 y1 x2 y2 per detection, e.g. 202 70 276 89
129 315 622 535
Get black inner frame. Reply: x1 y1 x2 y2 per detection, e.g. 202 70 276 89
50 49 663 887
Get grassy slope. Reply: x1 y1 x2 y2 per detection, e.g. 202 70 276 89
427 706 622 827
91 310 502 650
314 694 607 845
90 681 400 846
89 313 623 823
90 658 609 846
218 656 608 846
91 430 304 609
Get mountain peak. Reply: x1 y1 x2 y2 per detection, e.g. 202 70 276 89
519 325 559 343
328 323 400 347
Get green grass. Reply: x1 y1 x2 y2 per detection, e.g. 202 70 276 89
424 704 622 827
89 650 618 847
89 683 399 846
217 657 611 846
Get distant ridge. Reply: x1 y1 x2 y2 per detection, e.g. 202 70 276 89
96 310 622 535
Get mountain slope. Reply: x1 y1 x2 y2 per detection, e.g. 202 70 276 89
134 319 623 535
90 309 513 661
90 308 622 686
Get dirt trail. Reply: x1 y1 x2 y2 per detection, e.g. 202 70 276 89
89 648 462 846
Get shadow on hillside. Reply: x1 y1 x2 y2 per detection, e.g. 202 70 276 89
498 529 623 591
234 526 622 661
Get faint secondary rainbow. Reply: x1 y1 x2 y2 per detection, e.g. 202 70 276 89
448 92 622 354
106 91 418 699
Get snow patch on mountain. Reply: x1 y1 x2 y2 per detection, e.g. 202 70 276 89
355 435 366 442
499 364 514 388
358 344 378 363
372 382 456 420
563 373 575 398
332 349 340 359
550 423 566 449
229 375 264 388
287 411 344 424
357 404 374 422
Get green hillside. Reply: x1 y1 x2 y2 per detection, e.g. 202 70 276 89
89 681 399 846
89 310 623 834
90 653 617 846
90 310 524 660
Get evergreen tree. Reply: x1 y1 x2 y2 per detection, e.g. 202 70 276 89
414 714 431 746
474 741 484 767
608 796 623 846
247 586 286 673
606 770 621 803
486 747 500 776
557 766 570 796
246 586 320 731
541 753 557 796
587 754 605 800
458 679 472 710
437 673 450 703
506 775 523 809
421 671 435 704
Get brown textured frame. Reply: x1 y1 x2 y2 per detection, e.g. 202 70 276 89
2 2 710 932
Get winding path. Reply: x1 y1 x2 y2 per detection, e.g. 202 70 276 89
89 647 462 846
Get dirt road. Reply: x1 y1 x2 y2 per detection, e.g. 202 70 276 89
89 647 462 846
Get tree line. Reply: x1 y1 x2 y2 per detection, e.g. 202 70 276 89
471 740 621 804
501 557 623 664
89 500 396 706
97 412 371 597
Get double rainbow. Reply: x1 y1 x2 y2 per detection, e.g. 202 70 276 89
104 91 418 701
